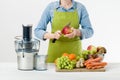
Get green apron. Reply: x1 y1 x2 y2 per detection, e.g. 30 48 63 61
47 9 82 63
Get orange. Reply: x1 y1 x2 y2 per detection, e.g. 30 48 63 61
68 53 76 60
62 53 69 57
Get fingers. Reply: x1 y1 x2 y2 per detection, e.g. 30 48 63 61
54 30 61 39
64 33 75 38
55 30 62 35
54 33 60 39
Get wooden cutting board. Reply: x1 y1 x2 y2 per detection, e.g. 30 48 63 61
56 67 106 72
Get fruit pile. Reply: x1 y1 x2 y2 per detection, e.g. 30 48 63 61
55 45 107 70
80 45 107 60
55 53 77 70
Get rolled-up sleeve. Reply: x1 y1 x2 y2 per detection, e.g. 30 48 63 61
79 5 94 40
34 4 51 40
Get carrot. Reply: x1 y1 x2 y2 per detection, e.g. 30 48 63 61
86 65 105 69
87 62 107 67
84 57 107 69
85 62 107 70
91 66 104 69
89 57 102 62
84 62 91 66
84 57 103 65
84 58 93 65
86 66 92 69
93 57 103 62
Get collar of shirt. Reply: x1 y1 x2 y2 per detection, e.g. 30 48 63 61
55 0 76 10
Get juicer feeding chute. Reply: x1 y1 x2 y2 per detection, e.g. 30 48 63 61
23 24 32 42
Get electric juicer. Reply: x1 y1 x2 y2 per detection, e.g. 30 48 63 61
14 24 40 70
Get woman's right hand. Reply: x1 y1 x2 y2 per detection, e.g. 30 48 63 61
44 30 61 40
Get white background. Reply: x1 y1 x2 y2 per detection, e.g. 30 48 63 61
0 0 120 62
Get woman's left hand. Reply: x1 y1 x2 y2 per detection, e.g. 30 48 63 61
64 28 81 38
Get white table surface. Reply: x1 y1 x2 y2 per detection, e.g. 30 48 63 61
0 63 120 80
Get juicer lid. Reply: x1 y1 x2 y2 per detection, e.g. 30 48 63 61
22 24 32 27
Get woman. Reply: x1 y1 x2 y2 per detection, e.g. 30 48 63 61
34 0 94 63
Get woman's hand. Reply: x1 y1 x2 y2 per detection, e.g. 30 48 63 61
53 30 61 39
64 28 81 38
44 30 61 40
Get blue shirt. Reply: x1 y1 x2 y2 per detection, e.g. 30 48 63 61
34 0 94 40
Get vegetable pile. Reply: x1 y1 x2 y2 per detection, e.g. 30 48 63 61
84 57 107 69
55 45 107 70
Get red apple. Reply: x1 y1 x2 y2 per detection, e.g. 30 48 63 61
52 23 72 43
61 26 72 35
87 45 97 54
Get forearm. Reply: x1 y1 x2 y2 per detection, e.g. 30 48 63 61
34 30 55 40
80 27 94 39
75 29 81 37
34 29 47 40
43 32 54 39
44 31 61 40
